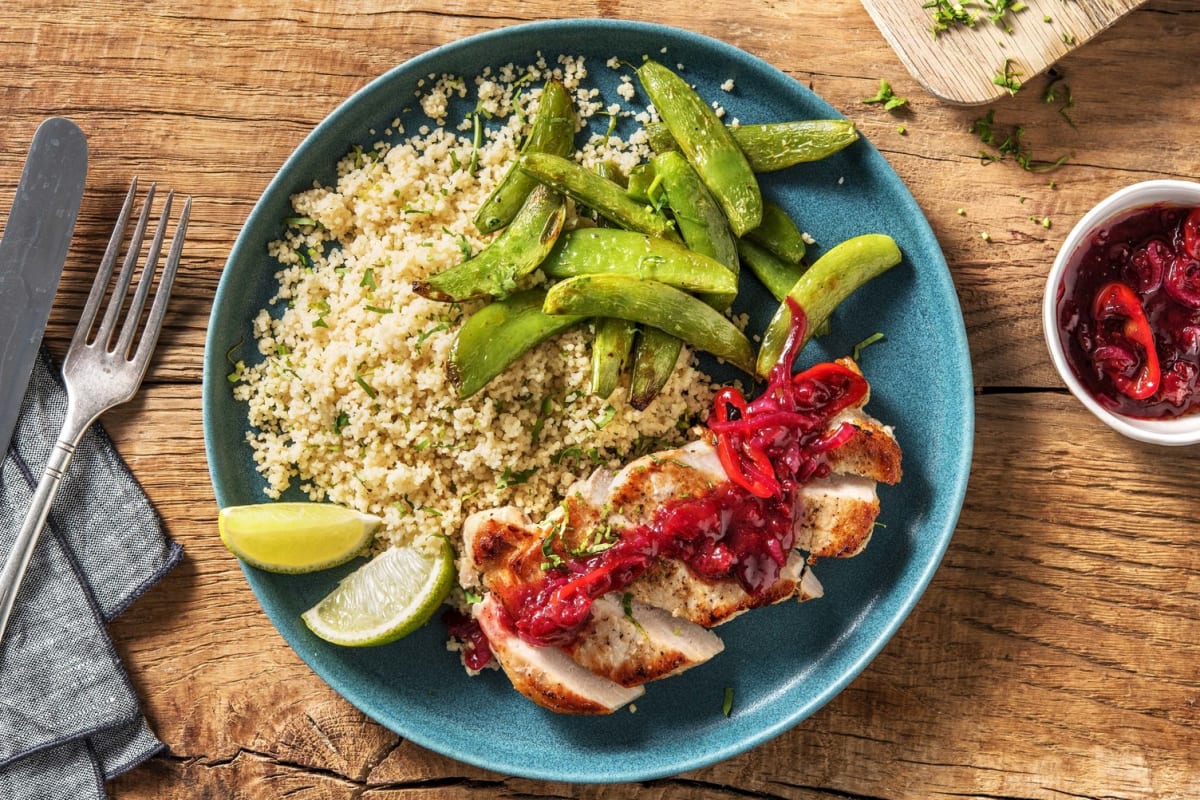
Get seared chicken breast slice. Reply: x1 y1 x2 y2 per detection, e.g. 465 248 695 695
626 550 822 628
564 593 724 687
475 594 644 714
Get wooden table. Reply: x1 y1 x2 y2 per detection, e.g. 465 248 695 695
2 2 1197 797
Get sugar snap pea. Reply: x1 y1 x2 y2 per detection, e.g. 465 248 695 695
518 152 678 240
629 327 682 410
637 60 761 237
540 228 737 302
591 318 637 399
653 151 738 272
646 119 860 174
415 186 566 302
755 233 902 378
474 80 576 234
745 202 806 265
449 289 585 398
544 275 755 375
624 162 659 204
736 238 804 302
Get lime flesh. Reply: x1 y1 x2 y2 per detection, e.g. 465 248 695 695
301 538 454 647
218 502 380 574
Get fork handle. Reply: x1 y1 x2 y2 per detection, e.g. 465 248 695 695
0 418 88 645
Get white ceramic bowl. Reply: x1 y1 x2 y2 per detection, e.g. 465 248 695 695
1043 179 1200 446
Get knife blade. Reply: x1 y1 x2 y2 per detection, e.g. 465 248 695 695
0 118 88 458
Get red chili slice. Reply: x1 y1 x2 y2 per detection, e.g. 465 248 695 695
1091 281 1161 400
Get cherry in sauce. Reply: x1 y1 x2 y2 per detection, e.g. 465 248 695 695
1058 204 1200 418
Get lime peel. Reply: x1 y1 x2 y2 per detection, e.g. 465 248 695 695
301 538 455 647
218 502 380 574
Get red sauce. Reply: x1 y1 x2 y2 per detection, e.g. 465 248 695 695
447 302 868 657
443 609 493 671
1058 204 1200 418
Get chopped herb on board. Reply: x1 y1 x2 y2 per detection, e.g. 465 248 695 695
993 58 1023 96
924 0 1028 35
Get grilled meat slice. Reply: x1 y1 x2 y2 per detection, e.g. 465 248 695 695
626 550 823 628
475 594 644 714
563 593 724 687
463 506 728 689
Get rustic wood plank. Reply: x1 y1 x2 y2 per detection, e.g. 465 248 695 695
0 1 1196 798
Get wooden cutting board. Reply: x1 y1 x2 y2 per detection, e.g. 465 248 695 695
861 0 1147 105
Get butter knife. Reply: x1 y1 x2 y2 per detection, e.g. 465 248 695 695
0 118 88 458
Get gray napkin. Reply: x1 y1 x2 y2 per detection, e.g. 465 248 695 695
0 348 183 799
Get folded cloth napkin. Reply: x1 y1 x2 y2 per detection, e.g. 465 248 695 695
0 348 183 800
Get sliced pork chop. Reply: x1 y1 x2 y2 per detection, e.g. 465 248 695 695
475 594 644 714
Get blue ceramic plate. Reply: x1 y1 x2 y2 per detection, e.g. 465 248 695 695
203 19 973 783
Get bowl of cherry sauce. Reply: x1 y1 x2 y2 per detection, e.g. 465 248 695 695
1044 180 1200 445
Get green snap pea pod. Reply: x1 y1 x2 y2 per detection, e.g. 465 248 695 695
449 289 585 398
637 60 761 237
544 275 755 375
646 119 860 173
473 80 576 234
624 162 658 204
591 317 637 399
736 238 804 302
628 151 742 406
518 152 678 240
540 228 737 302
414 186 566 302
755 233 902 379
745 202 807 265
628 327 682 410
653 150 739 308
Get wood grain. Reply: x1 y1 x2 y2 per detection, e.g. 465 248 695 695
0 1 1198 798
861 0 1147 105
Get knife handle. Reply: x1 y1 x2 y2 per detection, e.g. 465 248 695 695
0 416 88 646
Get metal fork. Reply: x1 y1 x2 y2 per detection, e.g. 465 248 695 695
0 178 190 644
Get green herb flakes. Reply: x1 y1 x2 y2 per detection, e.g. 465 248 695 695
993 58 1023 96
852 332 886 361
498 465 538 489
862 79 908 112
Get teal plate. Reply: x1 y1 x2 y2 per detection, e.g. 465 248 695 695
203 19 973 783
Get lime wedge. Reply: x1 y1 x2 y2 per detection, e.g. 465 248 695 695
301 538 455 647
218 502 380 574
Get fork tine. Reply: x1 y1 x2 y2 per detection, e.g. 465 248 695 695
132 196 190 369
70 178 138 352
96 183 156 351
114 190 173 358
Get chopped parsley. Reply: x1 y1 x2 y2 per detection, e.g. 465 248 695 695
622 592 647 638
594 404 617 430
497 465 538 489
463 587 484 605
924 0 1028 35
969 109 1069 172
353 369 377 399
540 530 565 570
333 411 350 434
861 79 908 112
852 332 886 361
992 58 1023 96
